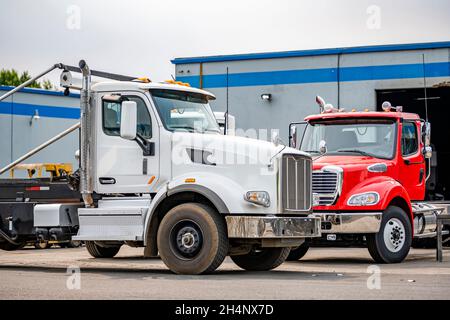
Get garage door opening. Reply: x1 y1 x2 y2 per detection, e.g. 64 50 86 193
376 87 450 200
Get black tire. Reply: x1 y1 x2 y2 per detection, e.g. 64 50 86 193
367 206 412 263
67 240 83 248
231 247 291 271
157 203 228 275
85 241 121 258
286 241 310 261
0 241 26 251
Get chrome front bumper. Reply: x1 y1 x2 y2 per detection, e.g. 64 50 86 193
225 215 321 238
316 212 382 233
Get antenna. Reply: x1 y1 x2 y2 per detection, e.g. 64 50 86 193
337 53 341 110
422 54 429 122
225 67 229 135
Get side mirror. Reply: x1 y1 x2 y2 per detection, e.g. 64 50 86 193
289 125 297 148
319 140 327 154
288 122 307 149
120 101 137 140
422 121 431 147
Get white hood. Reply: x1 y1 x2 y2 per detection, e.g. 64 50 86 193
171 132 294 167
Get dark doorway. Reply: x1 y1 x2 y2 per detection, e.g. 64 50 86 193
376 87 450 200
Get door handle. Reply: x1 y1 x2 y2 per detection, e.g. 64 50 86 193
419 168 424 183
404 159 423 165
99 177 116 185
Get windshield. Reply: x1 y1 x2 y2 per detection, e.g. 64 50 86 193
300 119 397 159
150 89 220 133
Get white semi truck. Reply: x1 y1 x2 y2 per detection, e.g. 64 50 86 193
0 61 320 274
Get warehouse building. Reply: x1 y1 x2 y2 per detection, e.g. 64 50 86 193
173 41 450 199
173 42 450 139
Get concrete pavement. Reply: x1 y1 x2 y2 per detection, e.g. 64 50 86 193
0 246 449 299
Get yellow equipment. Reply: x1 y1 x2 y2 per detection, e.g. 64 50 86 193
9 163 73 179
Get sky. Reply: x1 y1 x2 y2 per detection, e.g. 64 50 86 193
1 0 450 87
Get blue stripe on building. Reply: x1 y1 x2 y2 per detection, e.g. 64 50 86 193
1 60 449 119
176 62 450 89
171 41 450 64
0 102 80 119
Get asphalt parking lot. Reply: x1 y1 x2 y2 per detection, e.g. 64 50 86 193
0 246 449 299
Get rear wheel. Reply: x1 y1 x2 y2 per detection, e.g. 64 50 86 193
157 203 228 275
367 206 412 263
286 240 310 261
231 247 290 271
60 241 82 248
67 240 83 248
35 241 52 249
0 241 26 251
85 241 121 258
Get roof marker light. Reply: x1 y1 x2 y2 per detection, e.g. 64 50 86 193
133 77 151 83
382 101 392 112
164 80 191 87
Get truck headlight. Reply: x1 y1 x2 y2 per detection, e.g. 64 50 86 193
244 191 271 207
347 192 379 206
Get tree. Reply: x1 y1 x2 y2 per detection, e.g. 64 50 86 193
0 69 55 89
42 79 53 90
0 69 20 86
16 70 41 88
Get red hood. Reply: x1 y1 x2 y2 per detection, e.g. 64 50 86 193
311 154 399 211
312 155 389 171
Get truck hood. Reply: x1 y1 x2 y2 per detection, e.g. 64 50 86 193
170 132 311 215
313 155 388 172
172 132 307 165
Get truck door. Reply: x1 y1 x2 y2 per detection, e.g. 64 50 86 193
95 92 159 194
398 120 425 200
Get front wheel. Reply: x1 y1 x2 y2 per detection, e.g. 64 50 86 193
231 247 291 271
157 203 228 275
85 241 121 258
367 206 412 263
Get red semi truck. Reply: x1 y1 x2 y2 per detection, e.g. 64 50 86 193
289 97 448 263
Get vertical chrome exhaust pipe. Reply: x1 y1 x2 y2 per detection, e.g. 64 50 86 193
79 60 94 207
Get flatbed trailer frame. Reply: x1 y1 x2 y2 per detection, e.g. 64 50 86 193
0 178 81 245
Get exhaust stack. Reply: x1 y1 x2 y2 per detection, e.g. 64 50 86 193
78 60 94 207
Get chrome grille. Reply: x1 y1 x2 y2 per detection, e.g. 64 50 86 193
312 171 338 205
281 154 312 212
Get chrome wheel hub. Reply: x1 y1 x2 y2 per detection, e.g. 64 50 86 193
181 232 195 249
383 218 405 253
170 220 203 260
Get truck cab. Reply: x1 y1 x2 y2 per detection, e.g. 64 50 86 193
289 99 443 263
